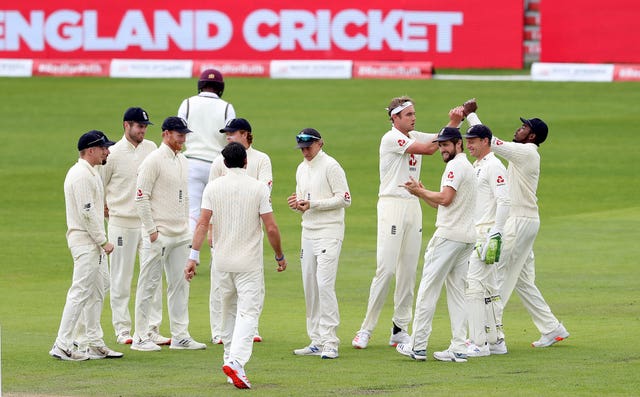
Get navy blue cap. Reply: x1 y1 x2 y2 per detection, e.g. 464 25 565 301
78 130 115 151
433 127 462 142
161 117 192 133
123 107 153 125
220 118 252 133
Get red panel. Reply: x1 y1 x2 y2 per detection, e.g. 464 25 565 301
613 64 640 81
0 0 523 68
541 0 640 63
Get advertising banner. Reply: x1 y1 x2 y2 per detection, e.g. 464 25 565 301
541 0 640 63
0 0 523 68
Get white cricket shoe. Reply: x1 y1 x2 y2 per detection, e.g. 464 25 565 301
49 344 89 361
352 330 371 349
532 323 570 348
116 331 133 345
170 338 207 350
321 346 339 359
396 343 427 361
131 338 162 352
293 344 322 356
433 350 468 363
86 345 124 359
389 329 411 347
149 331 171 346
490 339 508 355
222 360 251 389
466 343 490 357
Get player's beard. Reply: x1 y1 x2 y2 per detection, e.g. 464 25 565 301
441 148 456 163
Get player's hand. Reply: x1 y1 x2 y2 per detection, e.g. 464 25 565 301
463 98 478 116
479 233 502 264
287 193 298 210
297 200 310 212
185 260 197 281
102 242 115 255
276 259 287 272
401 176 423 196
150 231 159 243
448 106 465 125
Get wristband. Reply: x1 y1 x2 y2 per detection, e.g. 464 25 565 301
275 254 285 262
189 249 200 262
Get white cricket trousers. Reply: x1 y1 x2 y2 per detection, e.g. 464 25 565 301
55 244 108 351
301 237 342 348
108 224 163 336
412 237 473 354
498 216 560 334
187 158 211 232
466 226 504 346
220 269 264 367
210 256 223 339
134 234 192 341
360 197 422 334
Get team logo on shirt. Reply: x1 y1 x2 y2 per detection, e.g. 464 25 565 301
83 203 91 211
447 171 455 179
408 154 417 166
344 191 351 202
136 188 143 198
496 175 505 185
397 139 406 147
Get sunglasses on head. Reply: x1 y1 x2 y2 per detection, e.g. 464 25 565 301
296 134 320 143
87 136 107 147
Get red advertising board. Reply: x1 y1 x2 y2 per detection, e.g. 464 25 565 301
541 0 640 63
0 0 523 68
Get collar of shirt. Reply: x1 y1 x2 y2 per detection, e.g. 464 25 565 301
227 167 247 176
78 158 99 175
198 92 221 99
304 149 325 166
159 142 181 158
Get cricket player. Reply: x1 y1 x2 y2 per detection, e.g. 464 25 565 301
288 128 351 360
50 130 123 361
132 116 206 352
101 107 168 346
177 68 236 232
185 142 287 390
462 124 510 357
466 113 570 348
352 96 445 349
396 121 477 363
208 118 272 344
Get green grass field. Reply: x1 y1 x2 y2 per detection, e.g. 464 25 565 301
0 76 639 396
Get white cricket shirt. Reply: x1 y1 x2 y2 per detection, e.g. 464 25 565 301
209 146 273 190
379 127 437 199
64 158 107 248
491 137 540 219
202 168 273 273
433 152 477 243
101 136 157 228
472 152 510 229
135 143 190 237
295 150 351 241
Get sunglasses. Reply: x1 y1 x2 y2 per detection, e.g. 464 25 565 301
296 134 320 143
86 136 107 147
